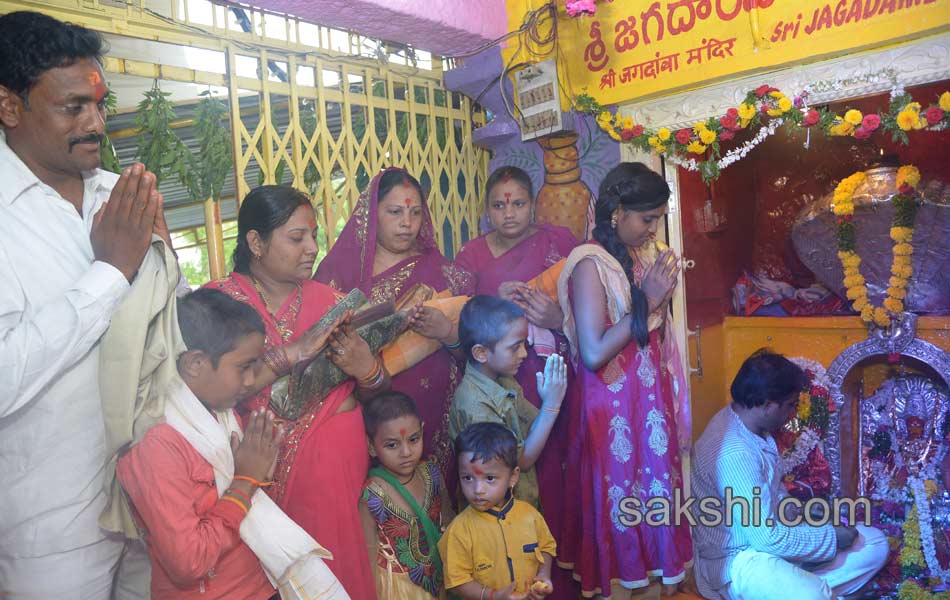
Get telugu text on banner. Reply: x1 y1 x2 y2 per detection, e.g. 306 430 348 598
506 0 949 106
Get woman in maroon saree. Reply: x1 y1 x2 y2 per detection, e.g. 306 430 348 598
453 166 578 540
314 168 468 475
206 185 385 599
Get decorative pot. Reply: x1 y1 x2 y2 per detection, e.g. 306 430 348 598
536 132 594 241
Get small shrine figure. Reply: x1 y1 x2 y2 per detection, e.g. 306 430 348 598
864 376 949 495
860 374 950 595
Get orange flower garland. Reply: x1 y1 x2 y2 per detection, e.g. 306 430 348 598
833 166 920 328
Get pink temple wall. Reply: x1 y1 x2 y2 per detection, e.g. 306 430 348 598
249 0 507 56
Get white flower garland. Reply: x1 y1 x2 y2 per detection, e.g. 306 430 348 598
788 357 831 391
718 118 784 170
909 476 950 585
781 427 821 472
665 118 785 174
869 458 916 505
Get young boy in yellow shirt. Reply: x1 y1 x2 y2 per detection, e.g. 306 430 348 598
438 422 556 600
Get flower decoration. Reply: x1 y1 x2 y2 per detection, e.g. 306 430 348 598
866 397 950 599
898 580 950 600
900 506 926 572
565 0 597 17
832 166 920 328
777 358 835 499
797 391 812 422
576 83 950 182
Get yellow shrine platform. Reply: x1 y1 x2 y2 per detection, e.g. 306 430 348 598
689 316 950 441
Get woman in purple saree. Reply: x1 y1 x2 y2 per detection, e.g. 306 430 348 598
314 168 469 477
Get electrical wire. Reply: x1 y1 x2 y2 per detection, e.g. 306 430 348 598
443 2 556 59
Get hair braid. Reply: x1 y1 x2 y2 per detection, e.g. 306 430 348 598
592 182 651 347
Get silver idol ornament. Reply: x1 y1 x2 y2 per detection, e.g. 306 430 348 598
792 164 950 314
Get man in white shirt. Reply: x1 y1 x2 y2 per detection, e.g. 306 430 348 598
0 11 166 598
691 350 888 600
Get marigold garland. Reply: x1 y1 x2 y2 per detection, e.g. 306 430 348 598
900 506 926 572
833 166 920 328
898 580 950 600
579 86 950 182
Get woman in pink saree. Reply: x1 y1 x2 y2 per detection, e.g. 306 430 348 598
453 166 578 539
314 168 469 476
206 185 385 599
557 163 692 598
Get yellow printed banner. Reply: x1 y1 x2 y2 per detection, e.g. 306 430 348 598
508 0 949 105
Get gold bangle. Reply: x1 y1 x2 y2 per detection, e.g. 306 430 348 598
357 359 383 386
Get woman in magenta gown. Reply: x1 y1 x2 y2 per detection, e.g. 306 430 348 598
557 163 692 598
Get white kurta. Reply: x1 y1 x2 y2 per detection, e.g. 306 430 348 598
0 131 128 563
691 404 887 600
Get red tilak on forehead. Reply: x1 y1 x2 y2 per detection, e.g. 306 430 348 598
399 428 407 437
473 467 484 476
88 71 107 102
504 192 512 200
308 217 317 229
404 197 413 208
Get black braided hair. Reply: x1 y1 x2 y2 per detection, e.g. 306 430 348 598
591 163 670 347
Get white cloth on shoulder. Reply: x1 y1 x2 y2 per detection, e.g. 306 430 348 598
164 379 350 600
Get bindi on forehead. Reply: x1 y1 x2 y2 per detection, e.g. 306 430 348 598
472 466 484 476
308 217 317 229
399 427 407 437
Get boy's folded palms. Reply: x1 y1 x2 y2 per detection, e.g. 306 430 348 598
231 409 283 481
536 353 567 411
